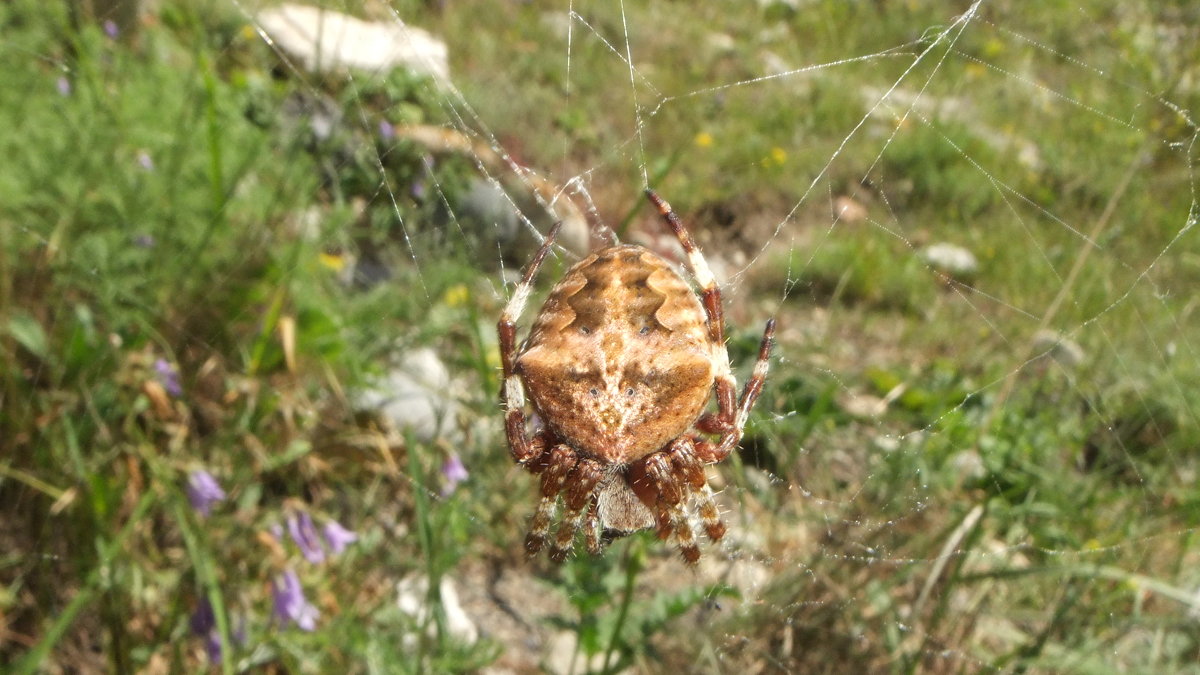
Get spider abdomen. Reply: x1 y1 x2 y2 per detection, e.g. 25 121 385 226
516 245 715 464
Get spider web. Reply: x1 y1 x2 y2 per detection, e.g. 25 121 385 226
10 0 1200 671
246 2 1200 669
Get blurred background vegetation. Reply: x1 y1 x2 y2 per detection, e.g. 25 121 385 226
2 0 1199 672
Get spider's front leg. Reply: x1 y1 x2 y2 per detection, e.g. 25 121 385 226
645 189 777 460
498 222 563 466
695 317 777 460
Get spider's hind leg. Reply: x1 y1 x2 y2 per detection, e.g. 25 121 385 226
525 444 576 556
668 502 702 565
632 444 704 565
549 458 604 562
695 482 726 543
584 498 602 555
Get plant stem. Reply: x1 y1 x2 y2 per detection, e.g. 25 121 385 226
601 538 642 674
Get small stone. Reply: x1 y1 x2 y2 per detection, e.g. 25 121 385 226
396 575 478 645
760 50 793 77
1031 330 1085 369
950 450 987 482
256 4 449 81
545 631 610 674
833 195 868 224
353 348 464 443
871 435 901 453
920 242 979 280
705 33 736 55
539 11 572 40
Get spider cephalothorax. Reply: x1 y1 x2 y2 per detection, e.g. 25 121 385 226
498 189 774 564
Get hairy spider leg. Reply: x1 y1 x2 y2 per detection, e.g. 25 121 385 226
646 190 776 557
525 443 575 555
584 498 602 555
694 482 726 543
498 221 564 466
737 318 776 428
713 318 777 457
646 190 771 462
668 438 728 543
633 449 703 564
647 190 776 449
550 458 604 561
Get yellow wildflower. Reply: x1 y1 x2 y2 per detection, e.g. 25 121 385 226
443 284 470 308
318 252 345 272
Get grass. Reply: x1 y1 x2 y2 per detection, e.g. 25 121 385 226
2 0 1200 671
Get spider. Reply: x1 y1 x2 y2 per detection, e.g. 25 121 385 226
497 189 775 564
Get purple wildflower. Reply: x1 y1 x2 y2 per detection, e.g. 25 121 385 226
56 76 71 96
272 569 319 631
103 19 119 39
378 119 395 141
322 519 358 555
410 179 426 200
286 511 326 564
136 150 154 171
186 470 226 516
189 596 215 634
154 358 181 396
132 233 157 249
441 454 469 496
189 597 222 663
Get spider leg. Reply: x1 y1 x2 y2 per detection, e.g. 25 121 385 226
696 318 777 462
498 222 564 465
628 453 672 540
669 438 727 543
647 189 776 459
735 318 776 432
694 480 726 543
667 502 701 565
643 189 776 564
550 458 604 562
525 443 576 555
584 497 602 555
631 447 702 564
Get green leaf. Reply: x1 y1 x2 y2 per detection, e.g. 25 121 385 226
7 311 49 361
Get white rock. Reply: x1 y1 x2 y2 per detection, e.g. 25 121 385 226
760 50 793 77
950 450 987 482
705 32 736 55
871 435 901 453
396 575 478 645
920 242 979 279
354 348 464 443
256 4 449 81
544 631 610 674
539 11 572 41
839 391 889 419
1031 329 1086 368
833 195 868 224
